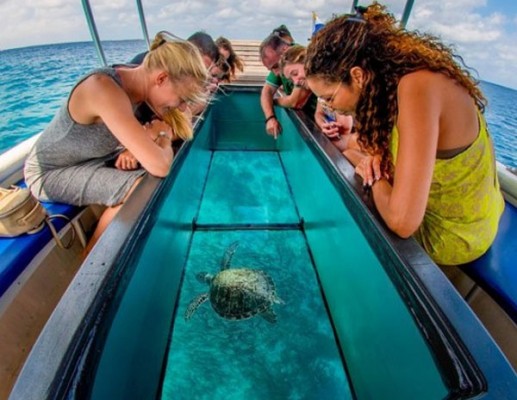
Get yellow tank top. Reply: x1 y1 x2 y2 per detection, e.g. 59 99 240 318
390 112 505 265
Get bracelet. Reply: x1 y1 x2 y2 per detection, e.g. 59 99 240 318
265 115 276 124
154 131 171 142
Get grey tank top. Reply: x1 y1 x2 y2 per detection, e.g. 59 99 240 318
25 67 123 172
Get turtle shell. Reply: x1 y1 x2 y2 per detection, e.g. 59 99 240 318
209 268 277 320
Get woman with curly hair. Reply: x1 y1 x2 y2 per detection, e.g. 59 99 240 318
305 3 504 265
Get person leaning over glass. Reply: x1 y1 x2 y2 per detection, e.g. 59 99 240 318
259 25 315 139
24 32 208 254
279 44 359 154
305 4 504 266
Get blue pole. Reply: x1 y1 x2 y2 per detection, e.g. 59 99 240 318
400 0 415 28
81 0 107 66
135 0 151 49
350 0 359 13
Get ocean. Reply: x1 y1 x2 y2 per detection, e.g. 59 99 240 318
0 40 516 168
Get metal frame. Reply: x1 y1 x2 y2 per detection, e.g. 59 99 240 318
349 0 415 27
81 0 151 66
81 0 107 66
400 0 415 28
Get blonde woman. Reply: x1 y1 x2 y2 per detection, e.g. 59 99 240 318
24 32 208 251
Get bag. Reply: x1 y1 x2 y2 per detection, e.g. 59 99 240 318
0 186 75 248
0 186 46 236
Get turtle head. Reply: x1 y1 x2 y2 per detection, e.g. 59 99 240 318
196 272 213 284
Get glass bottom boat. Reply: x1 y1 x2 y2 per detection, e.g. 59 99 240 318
9 86 517 400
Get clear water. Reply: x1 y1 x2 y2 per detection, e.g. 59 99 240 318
87 93 447 400
161 149 351 399
197 151 299 225
0 40 515 168
162 230 352 400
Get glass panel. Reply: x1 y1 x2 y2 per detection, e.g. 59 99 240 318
197 151 299 225
161 230 353 400
88 90 448 400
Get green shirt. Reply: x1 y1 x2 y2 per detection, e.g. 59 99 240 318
265 71 294 95
265 72 317 117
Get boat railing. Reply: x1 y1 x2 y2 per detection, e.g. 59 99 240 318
0 134 40 187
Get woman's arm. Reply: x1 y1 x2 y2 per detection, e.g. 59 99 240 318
276 87 312 108
367 71 442 238
70 74 174 177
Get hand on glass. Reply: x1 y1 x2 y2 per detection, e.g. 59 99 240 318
355 154 385 187
266 118 282 139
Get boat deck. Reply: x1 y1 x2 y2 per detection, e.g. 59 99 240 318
231 40 268 84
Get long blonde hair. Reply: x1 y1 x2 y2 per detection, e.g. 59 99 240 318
162 109 193 141
143 32 208 140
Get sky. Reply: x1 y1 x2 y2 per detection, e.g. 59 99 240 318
1 0 517 89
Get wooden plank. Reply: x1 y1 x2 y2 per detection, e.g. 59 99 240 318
229 39 268 83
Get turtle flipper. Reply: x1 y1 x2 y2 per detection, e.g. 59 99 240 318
221 241 239 270
184 293 209 321
259 308 277 324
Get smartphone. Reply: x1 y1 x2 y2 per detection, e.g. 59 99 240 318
324 111 336 123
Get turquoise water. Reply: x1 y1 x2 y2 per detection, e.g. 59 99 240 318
88 93 447 399
197 151 299 225
162 150 351 399
162 230 351 400
0 40 516 167
0 40 146 152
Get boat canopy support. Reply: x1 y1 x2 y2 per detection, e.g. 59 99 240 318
81 0 107 66
136 0 151 49
349 0 414 27
400 0 415 28
81 0 151 66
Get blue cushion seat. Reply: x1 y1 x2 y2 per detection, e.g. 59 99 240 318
461 203 517 323
0 200 82 298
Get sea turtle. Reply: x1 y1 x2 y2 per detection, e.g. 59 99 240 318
184 241 283 323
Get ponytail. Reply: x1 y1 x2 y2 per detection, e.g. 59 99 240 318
162 109 193 141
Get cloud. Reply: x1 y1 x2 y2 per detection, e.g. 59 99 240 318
412 5 503 43
0 0 516 88
407 0 517 87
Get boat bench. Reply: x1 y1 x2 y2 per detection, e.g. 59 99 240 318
0 200 83 298
460 203 517 324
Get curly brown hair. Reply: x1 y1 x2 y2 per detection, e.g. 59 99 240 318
305 2 487 177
